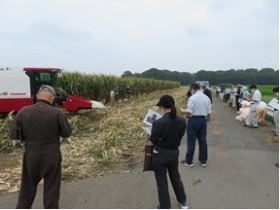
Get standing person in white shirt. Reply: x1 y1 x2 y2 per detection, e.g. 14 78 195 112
181 83 211 167
110 89 118 107
216 86 221 97
110 90 116 106
245 85 262 128
272 87 279 136
232 85 238 108
241 86 250 101
224 87 232 103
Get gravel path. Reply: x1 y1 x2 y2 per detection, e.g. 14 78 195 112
0 94 278 209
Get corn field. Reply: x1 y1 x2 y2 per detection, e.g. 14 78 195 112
57 72 180 103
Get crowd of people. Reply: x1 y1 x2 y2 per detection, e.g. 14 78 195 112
8 83 212 209
216 84 246 110
151 83 278 208
215 84 279 135
8 83 277 209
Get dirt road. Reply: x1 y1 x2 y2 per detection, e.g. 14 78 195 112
0 93 278 209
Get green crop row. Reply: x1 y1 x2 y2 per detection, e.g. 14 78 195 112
57 72 180 103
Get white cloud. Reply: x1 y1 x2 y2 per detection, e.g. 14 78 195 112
0 0 278 75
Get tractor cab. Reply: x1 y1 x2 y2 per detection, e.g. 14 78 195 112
23 68 61 97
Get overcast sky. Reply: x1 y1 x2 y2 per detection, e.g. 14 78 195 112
0 0 278 75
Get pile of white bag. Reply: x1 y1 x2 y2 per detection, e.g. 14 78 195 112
235 101 268 123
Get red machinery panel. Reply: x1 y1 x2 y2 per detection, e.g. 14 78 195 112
62 94 92 111
0 98 33 113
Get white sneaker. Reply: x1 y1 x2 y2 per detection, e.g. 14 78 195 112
181 202 188 209
181 160 194 167
200 163 207 167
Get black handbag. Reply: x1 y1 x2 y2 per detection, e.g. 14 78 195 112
143 144 154 172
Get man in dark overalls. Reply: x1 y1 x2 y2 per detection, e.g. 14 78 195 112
9 85 72 209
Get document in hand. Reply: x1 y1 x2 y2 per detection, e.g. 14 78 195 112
142 109 162 136
142 127 152 136
268 98 279 110
143 109 162 126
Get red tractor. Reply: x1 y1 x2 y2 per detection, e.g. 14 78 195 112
0 67 105 114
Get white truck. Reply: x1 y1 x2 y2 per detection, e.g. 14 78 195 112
195 81 210 88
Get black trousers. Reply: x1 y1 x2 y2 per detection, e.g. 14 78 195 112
235 96 240 111
153 148 186 209
16 144 62 209
224 94 230 103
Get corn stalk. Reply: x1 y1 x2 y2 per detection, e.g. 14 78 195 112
57 72 180 103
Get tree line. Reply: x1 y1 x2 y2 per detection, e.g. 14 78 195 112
121 68 279 86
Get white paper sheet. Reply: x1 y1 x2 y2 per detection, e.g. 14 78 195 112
143 109 162 126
